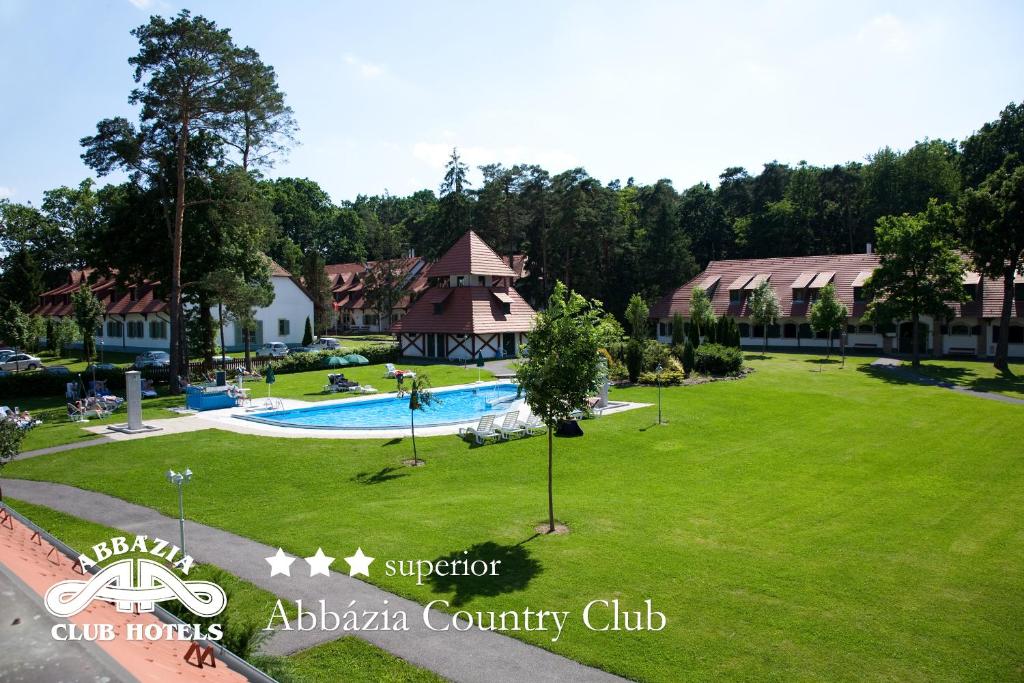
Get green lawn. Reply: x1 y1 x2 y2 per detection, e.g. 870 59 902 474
4 498 443 683
12 362 491 451
4 353 1022 681
910 358 1024 400
259 360 492 403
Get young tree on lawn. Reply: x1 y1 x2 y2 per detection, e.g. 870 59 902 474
671 313 685 346
363 259 410 332
749 280 781 357
689 286 716 340
960 163 1024 372
202 266 274 371
81 11 293 392
50 317 79 357
71 284 104 362
865 201 966 368
0 419 26 502
809 283 848 362
406 374 435 466
624 293 649 339
515 281 603 533
302 316 314 346
0 304 31 364
301 252 333 334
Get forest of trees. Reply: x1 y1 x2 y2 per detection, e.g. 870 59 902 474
0 132 970 320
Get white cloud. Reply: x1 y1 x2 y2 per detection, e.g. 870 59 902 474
858 14 913 54
127 0 154 8
343 54 385 79
0 186 13 199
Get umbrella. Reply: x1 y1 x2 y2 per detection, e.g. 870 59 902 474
325 356 350 368
343 354 369 366
265 365 276 399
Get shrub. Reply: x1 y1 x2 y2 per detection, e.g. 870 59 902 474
642 339 674 371
682 342 695 375
694 343 744 376
625 340 644 383
638 369 685 385
671 313 686 346
670 342 686 363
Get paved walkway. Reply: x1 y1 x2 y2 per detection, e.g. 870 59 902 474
4 480 625 683
869 358 1024 406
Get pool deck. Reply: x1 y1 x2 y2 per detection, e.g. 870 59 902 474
83 381 650 441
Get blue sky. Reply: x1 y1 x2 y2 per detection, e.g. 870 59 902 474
1 0 1022 206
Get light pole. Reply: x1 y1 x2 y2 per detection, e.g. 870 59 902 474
166 468 193 555
655 363 664 425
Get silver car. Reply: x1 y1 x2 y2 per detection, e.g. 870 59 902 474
134 350 171 369
0 353 42 371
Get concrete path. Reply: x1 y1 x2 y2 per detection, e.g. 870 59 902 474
869 357 1024 406
19 437 114 461
4 480 626 683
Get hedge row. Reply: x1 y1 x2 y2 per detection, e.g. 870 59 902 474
0 345 401 399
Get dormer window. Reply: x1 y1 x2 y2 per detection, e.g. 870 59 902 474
729 289 743 304
433 303 444 315
477 276 486 286
793 288 806 304
456 276 466 287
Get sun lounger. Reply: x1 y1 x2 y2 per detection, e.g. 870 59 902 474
496 410 526 440
67 403 89 422
518 415 546 436
384 363 416 379
458 414 499 444
352 385 378 394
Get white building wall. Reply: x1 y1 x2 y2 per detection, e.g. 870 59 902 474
213 275 312 350
93 313 172 353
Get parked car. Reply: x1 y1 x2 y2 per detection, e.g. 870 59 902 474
290 346 319 354
0 353 42 371
313 337 342 351
42 365 72 376
0 349 15 363
86 363 118 372
256 342 290 358
133 350 171 369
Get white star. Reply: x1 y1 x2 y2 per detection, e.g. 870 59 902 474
344 547 375 577
265 548 296 577
305 547 335 577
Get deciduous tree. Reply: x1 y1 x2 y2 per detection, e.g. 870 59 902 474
748 280 781 357
515 282 603 533
864 201 966 368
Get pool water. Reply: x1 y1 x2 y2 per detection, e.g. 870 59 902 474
236 383 524 430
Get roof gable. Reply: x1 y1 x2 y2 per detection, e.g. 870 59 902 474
427 231 517 278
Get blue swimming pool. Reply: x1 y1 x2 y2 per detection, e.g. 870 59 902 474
236 383 524 429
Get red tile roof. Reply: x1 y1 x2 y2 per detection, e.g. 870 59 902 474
326 257 428 310
652 253 1023 321
651 253 882 320
427 231 517 277
392 286 535 334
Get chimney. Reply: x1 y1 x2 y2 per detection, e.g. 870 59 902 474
407 247 416 258
866 243 873 254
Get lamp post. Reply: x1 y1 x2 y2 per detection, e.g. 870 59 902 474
655 363 664 425
166 468 193 555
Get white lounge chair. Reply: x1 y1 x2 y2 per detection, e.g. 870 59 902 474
353 385 378 394
458 414 499 444
67 403 89 422
496 411 525 440
518 415 546 436
384 363 416 379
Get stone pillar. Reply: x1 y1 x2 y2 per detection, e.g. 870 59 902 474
126 370 142 431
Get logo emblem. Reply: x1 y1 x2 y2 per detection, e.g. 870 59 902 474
44 558 227 618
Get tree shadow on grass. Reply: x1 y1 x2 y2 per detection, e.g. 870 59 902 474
860 361 1024 397
803 358 841 365
426 539 543 606
382 438 403 447
351 466 408 485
